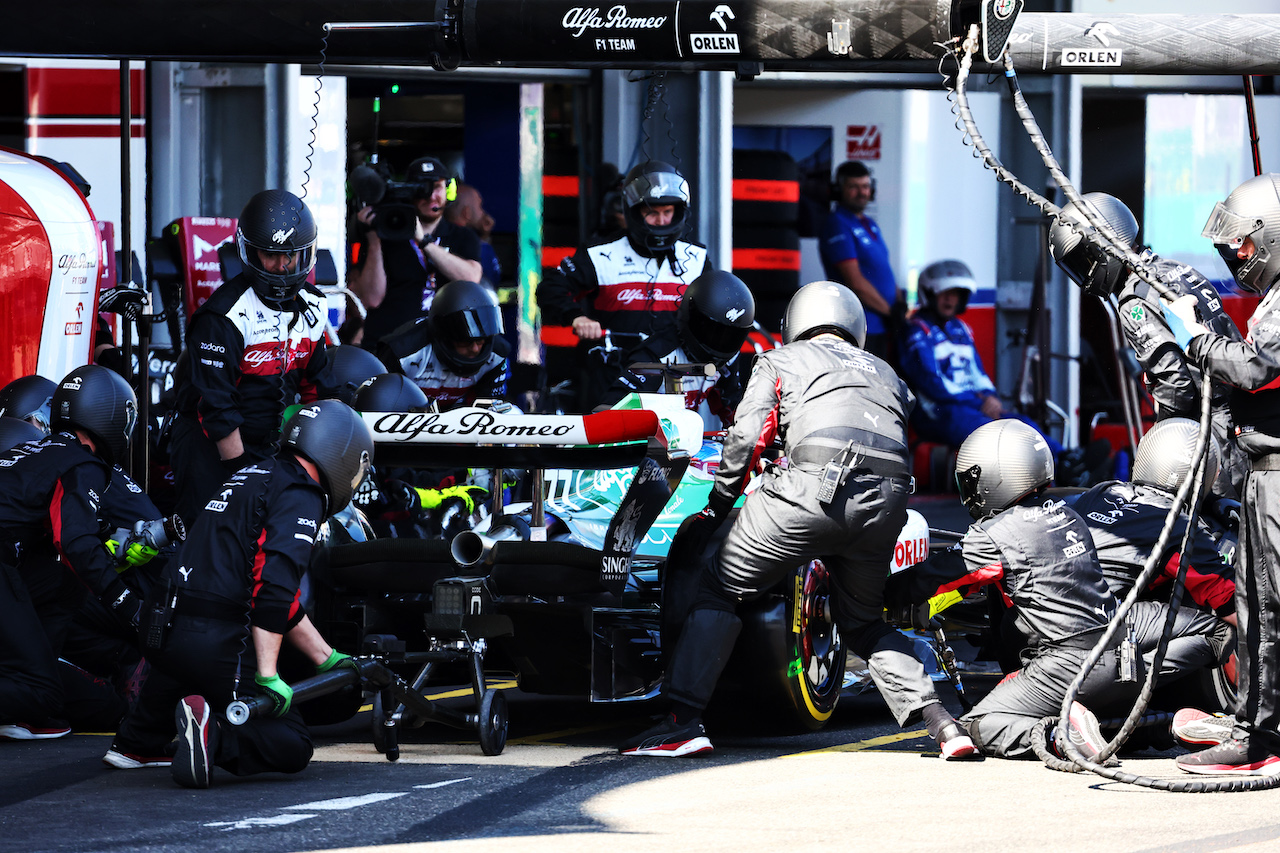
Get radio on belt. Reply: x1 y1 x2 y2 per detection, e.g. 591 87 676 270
816 440 859 506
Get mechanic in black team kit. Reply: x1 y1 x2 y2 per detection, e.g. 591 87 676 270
350 156 484 349
375 278 510 411
537 160 709 410
106 401 374 788
169 189 334 525
0 366 144 738
620 281 975 759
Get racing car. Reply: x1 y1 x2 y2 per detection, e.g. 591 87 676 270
305 393 853 738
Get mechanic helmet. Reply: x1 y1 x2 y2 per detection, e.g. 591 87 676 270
954 419 1055 520
918 260 978 314
405 156 458 202
1202 173 1280 295
0 374 56 433
0 416 44 455
1132 417 1220 504
354 373 430 413
781 281 867 348
1048 193 1139 298
427 279 504 377
326 345 387 405
676 270 755 365
236 189 318 307
621 160 691 253
51 365 137 467
281 399 374 516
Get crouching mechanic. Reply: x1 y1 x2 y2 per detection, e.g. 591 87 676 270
1161 173 1280 775
0 366 143 737
885 419 1229 761
620 282 975 759
1072 418 1237 626
105 400 374 788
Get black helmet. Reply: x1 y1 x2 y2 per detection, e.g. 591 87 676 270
782 281 867 348
0 374 56 433
918 260 978 314
0 416 44 454
354 373 430 413
326 345 387 405
677 270 755 365
621 160 691 253
236 189 318 307
427 280 504 377
1048 193 1139 298
405 156 457 202
51 365 137 466
282 399 374 516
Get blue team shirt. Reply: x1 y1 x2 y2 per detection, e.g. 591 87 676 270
820 206 897 335
899 314 996 411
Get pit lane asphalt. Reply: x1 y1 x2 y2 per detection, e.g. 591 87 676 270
8 679 1280 853
7 497 1280 853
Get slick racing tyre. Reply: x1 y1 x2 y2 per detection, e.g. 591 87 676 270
735 559 845 731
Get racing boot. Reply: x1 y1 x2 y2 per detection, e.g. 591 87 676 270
1176 736 1280 776
172 695 218 788
922 702 979 760
1172 708 1236 747
1053 701 1119 767
618 712 713 757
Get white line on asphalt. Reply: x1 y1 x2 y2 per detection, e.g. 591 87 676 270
205 814 317 830
414 777 472 789
284 793 409 810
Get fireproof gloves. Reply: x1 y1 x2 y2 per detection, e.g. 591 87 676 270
316 649 356 674
254 673 293 718
1162 295 1208 350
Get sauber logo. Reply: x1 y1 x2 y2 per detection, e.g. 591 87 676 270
562 5 668 38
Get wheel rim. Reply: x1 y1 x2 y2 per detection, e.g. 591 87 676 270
794 559 842 717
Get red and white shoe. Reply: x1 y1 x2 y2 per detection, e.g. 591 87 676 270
619 714 714 757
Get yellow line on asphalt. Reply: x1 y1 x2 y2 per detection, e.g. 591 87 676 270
357 679 519 712
787 728 931 756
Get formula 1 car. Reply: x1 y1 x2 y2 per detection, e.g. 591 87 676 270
304 393 854 741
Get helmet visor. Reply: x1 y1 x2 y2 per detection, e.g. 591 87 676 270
687 311 748 362
1202 202 1263 249
435 304 503 343
622 171 690 209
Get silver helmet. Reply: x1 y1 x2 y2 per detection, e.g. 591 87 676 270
1132 417 1219 504
1048 193 1139 298
781 281 867 347
1202 173 1280 295
954 419 1054 520
918 259 978 313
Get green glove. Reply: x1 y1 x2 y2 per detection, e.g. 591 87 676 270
413 486 446 510
439 484 487 514
316 649 356 674
254 672 293 718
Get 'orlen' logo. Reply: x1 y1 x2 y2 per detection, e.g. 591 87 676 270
690 32 739 54
1061 48 1121 67
893 536 928 571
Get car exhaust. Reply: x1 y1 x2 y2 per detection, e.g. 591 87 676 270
450 520 527 568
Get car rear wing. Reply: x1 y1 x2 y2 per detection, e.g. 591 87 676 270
362 406 663 470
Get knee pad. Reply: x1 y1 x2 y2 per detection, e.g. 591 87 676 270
1208 617 1236 665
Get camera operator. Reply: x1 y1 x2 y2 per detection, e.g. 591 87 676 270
350 157 483 350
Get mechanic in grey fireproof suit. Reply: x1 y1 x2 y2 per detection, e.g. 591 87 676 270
1049 193 1247 500
620 281 975 758
885 419 1230 760
1163 173 1280 775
